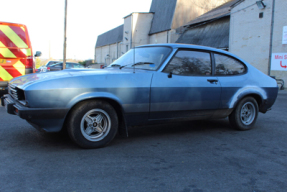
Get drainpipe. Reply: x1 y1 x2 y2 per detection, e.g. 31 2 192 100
94 45 97 63
167 31 169 43
268 0 275 76
109 44 110 64
116 42 118 58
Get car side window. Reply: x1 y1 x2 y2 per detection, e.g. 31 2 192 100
163 50 211 76
66 63 72 68
214 54 246 75
53 64 62 68
73 64 85 68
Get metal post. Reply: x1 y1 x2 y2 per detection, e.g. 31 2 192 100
63 0 67 69
49 40 51 59
268 0 275 76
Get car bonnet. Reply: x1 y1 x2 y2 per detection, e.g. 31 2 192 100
9 68 148 89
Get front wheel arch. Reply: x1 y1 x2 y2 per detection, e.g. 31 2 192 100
62 98 127 137
67 100 118 148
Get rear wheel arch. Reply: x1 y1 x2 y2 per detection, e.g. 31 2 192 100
233 93 263 111
248 94 263 108
229 96 259 130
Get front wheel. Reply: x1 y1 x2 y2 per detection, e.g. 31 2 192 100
67 100 118 148
229 97 259 131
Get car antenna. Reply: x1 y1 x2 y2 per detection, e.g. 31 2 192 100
133 46 135 73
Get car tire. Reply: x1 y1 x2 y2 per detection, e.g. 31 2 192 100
67 100 118 149
229 97 259 131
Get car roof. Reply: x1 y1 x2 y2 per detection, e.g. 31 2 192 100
50 62 80 66
137 43 226 52
136 43 247 64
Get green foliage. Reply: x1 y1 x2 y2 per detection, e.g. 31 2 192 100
79 61 86 65
79 59 95 66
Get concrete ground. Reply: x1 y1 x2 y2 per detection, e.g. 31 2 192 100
0 91 286 192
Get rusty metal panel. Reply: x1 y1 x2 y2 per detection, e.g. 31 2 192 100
176 17 230 49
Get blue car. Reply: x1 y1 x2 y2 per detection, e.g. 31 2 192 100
1 44 278 148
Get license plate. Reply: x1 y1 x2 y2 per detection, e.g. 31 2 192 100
0 59 6 64
41 68 47 72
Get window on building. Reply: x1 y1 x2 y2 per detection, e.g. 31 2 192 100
163 50 211 76
214 54 246 75
126 45 129 52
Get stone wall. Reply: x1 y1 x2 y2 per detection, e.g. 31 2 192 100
229 0 286 88
95 43 121 65
270 0 287 87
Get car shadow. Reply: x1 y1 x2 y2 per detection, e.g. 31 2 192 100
117 118 233 140
10 128 76 149
10 119 233 150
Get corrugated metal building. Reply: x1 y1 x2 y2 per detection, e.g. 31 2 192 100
94 25 123 65
149 0 177 35
95 0 230 65
95 25 123 48
176 0 239 50
177 0 286 88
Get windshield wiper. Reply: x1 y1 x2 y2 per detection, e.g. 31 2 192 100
109 64 121 67
119 62 154 69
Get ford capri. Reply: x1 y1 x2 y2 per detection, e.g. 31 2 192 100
1 44 278 148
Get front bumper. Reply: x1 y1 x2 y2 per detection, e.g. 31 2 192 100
1 94 69 132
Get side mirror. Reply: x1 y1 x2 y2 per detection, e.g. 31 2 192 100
168 72 172 78
34 51 42 57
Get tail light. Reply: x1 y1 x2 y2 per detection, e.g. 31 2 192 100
26 56 33 68
47 67 50 71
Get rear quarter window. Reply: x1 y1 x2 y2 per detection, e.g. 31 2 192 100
214 53 246 75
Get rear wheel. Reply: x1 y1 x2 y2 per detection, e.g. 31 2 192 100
229 97 259 131
67 100 118 148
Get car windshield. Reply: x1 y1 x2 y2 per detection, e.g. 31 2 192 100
108 46 171 70
46 61 60 67
72 64 85 68
50 63 62 67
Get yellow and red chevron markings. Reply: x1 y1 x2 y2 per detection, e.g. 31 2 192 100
0 59 25 81
0 23 30 81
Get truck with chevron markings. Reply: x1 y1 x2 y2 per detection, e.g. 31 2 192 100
0 21 41 96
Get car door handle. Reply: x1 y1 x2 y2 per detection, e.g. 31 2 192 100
207 79 218 83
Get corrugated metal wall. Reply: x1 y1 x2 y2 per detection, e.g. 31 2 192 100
176 17 230 49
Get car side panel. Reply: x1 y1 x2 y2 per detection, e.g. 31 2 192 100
150 72 221 120
24 72 154 129
218 65 278 111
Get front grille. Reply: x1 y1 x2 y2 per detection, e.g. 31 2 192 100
8 84 25 101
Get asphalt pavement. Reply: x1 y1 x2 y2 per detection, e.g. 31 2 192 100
0 91 286 192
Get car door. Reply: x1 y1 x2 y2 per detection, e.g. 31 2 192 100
50 63 62 71
213 53 248 109
150 49 221 120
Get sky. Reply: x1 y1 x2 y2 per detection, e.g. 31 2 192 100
0 0 152 60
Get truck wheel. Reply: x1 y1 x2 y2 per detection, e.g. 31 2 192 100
67 100 118 148
229 97 259 131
